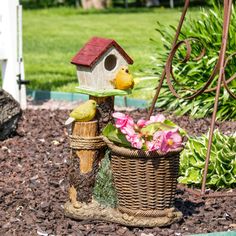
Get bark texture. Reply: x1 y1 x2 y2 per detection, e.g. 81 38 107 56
68 121 105 203
89 96 114 133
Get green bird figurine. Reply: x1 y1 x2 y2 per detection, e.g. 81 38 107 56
65 100 97 125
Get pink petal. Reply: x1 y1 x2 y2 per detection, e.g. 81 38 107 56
112 112 126 119
137 119 148 128
126 134 143 149
121 125 136 136
150 114 166 123
146 141 158 151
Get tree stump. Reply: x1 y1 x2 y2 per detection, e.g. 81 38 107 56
68 120 106 205
67 96 114 207
0 89 22 140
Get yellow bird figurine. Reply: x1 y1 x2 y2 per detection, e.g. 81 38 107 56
113 66 134 90
65 100 97 125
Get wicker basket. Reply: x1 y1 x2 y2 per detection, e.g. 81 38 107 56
103 137 183 217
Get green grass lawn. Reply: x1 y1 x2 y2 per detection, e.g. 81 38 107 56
23 7 201 95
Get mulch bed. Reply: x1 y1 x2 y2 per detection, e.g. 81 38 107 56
0 108 236 236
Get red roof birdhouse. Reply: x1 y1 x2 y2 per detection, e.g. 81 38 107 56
71 37 133 95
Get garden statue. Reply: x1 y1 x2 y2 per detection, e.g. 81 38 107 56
112 66 134 90
65 100 97 125
64 37 183 227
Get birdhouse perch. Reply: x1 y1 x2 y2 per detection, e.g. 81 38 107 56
71 37 134 97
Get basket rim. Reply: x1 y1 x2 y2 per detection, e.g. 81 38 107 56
102 136 183 158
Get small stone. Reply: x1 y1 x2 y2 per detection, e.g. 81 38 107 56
174 233 181 236
166 229 174 234
123 231 135 236
2 222 11 229
40 201 50 210
116 227 127 235
170 223 179 230
141 233 155 236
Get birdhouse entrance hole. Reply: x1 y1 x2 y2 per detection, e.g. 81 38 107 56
104 54 117 71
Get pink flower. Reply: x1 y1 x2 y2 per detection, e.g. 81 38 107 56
137 119 148 128
146 131 163 151
126 134 143 149
146 141 157 151
137 114 166 128
121 125 136 136
147 114 166 124
110 112 183 152
112 112 134 129
158 129 182 153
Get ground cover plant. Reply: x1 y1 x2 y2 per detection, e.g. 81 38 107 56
179 130 236 188
21 7 200 92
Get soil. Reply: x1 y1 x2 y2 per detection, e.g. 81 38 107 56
0 103 236 236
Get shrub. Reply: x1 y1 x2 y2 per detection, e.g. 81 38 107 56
179 130 236 188
152 2 236 120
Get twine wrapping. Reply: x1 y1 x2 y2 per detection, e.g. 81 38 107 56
118 206 176 218
70 135 107 150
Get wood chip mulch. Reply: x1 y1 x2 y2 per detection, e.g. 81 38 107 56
0 108 236 236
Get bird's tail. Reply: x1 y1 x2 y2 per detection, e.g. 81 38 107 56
65 117 75 125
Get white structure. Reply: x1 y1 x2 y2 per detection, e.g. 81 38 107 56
71 37 133 91
0 0 26 109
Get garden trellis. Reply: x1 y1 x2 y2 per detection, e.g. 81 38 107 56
0 0 27 109
148 0 236 197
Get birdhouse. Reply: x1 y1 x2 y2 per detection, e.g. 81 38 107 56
71 37 133 96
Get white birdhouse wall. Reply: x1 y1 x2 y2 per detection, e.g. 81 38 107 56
76 66 92 88
77 46 128 90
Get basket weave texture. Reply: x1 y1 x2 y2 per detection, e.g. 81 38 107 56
103 137 183 217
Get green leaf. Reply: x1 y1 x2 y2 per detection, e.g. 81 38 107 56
179 130 236 189
140 121 173 136
102 123 131 148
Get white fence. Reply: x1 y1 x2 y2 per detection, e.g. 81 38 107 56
0 0 26 109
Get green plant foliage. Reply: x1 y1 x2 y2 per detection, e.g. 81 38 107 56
93 152 117 207
153 3 236 120
179 130 236 188
102 123 132 148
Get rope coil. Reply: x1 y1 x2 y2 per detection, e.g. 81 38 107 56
70 135 107 150
119 206 176 218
